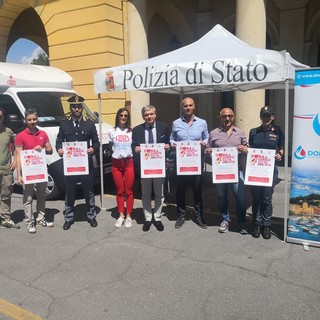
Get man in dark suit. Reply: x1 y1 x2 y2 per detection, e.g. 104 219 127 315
56 95 100 230
132 105 170 232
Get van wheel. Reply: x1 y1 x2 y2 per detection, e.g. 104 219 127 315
34 172 62 200
33 172 62 200
45 172 62 200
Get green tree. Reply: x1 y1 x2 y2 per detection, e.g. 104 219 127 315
31 52 49 66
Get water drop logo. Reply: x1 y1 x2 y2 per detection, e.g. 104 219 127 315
294 145 306 160
312 114 320 136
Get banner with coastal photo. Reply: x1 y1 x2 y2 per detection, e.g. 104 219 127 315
288 68 320 247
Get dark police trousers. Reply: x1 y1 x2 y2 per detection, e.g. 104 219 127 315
251 166 278 227
64 173 96 222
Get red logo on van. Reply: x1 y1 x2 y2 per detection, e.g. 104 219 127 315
7 75 16 86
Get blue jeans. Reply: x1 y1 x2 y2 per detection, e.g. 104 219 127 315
215 170 247 226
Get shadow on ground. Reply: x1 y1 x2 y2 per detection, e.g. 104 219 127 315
101 171 286 239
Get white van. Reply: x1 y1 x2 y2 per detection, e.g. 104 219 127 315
0 62 113 199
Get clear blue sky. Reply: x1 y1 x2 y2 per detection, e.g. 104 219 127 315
6 38 46 64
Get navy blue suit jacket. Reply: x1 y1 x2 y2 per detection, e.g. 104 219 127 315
132 121 170 175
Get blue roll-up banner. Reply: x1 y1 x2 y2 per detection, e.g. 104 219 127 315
288 68 320 247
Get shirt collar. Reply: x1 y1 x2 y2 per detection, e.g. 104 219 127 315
258 124 273 132
145 122 155 129
219 125 236 133
25 127 39 135
182 115 197 123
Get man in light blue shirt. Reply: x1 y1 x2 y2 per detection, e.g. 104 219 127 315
170 97 208 229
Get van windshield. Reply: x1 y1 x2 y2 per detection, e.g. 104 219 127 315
17 92 98 126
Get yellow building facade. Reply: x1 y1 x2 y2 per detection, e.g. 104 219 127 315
0 0 127 125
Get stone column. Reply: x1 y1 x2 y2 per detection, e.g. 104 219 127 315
196 1 214 130
125 0 149 126
234 0 266 135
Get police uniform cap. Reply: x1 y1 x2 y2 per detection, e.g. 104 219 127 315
68 95 84 107
260 106 274 116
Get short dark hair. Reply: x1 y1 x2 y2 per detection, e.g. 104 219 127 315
25 108 38 117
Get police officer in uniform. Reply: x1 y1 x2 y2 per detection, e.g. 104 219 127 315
56 95 100 230
249 106 284 239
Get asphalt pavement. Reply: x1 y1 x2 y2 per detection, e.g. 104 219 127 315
0 169 319 320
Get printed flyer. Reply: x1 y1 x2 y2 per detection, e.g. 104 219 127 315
20 149 48 184
63 141 89 176
140 143 166 178
244 148 275 187
176 141 201 175
211 147 238 183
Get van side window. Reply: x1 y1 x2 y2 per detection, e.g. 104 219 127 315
0 95 24 134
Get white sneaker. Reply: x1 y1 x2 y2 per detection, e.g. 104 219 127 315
115 216 125 228
37 218 54 228
125 217 132 229
218 220 229 233
0 219 20 229
27 221 36 234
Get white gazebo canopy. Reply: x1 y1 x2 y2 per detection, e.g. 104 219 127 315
94 24 307 95
94 24 309 241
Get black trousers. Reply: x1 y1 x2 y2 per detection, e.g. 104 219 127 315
251 166 278 227
64 173 96 222
176 174 203 218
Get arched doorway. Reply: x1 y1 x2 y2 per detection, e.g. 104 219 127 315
148 8 193 125
6 7 49 62
145 1 237 131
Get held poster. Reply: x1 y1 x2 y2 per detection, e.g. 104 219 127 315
211 147 238 183
140 143 166 178
63 142 89 176
288 68 320 247
244 148 275 187
176 141 201 175
20 149 48 184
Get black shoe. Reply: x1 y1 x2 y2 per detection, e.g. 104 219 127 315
63 220 73 230
196 217 207 229
88 218 98 228
154 221 164 231
143 221 152 232
175 216 185 229
262 226 271 239
252 225 261 238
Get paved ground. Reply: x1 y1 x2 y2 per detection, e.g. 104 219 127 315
0 169 320 320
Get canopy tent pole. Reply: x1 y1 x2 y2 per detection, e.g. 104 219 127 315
98 93 105 209
179 89 184 116
283 79 289 241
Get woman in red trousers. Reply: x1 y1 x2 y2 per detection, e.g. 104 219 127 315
108 108 134 228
